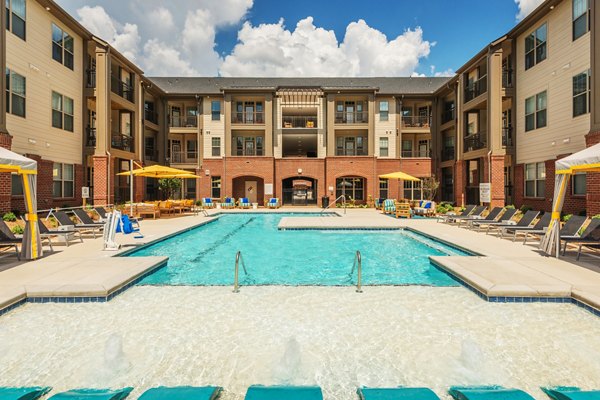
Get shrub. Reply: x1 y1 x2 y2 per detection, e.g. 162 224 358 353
520 205 532 213
436 202 454 214
593 214 600 219
562 214 572 222
11 225 24 235
195 200 202 206
2 212 17 222
505 205 515 209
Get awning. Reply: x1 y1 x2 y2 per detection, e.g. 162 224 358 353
555 142 600 174
378 171 421 181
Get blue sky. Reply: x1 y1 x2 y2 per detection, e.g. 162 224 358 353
55 0 542 77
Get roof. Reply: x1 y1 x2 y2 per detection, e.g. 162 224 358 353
147 77 453 96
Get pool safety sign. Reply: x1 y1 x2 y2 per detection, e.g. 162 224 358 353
82 186 90 199
479 183 491 203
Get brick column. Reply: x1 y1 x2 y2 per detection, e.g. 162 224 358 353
0 133 12 212
585 131 600 216
93 155 110 205
134 176 144 202
454 160 466 206
490 155 506 208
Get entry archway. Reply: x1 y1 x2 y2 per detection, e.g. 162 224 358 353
282 176 318 206
232 176 264 204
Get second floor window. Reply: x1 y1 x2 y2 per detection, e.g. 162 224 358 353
186 140 197 159
573 0 590 41
53 163 74 198
336 136 367 156
6 0 25 41
525 23 547 70
234 136 264 156
379 101 389 121
211 101 221 121
211 137 221 157
573 70 590 117
52 24 74 70
51 91 74 131
572 173 586 196
525 91 547 131
5 69 26 117
379 137 389 157
211 176 221 198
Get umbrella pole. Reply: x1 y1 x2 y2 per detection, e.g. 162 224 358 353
129 159 134 216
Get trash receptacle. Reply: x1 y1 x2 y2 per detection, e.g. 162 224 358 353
322 196 329 208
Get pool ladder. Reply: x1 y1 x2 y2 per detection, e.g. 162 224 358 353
233 250 248 293
320 194 346 215
350 250 363 293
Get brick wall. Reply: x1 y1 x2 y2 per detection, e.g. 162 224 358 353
275 159 326 202
222 157 275 205
454 160 466 206
586 131 600 216
0 133 12 211
484 155 506 208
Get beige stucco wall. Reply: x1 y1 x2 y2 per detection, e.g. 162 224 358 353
515 0 591 164
6 0 83 165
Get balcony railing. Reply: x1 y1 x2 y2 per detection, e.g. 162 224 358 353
232 112 265 124
85 127 96 147
145 148 159 162
502 126 513 147
111 75 134 102
169 115 198 128
144 109 158 125
442 146 455 161
402 116 431 128
502 69 514 89
86 69 96 88
170 151 198 164
282 115 318 128
111 133 134 152
463 132 487 152
464 75 487 102
442 109 455 124
401 149 431 158
335 112 368 124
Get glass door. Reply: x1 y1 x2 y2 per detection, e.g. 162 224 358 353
244 138 255 156
245 103 254 123
345 102 355 123
345 137 355 156
171 140 182 163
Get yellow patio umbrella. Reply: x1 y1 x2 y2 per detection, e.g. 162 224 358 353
117 164 198 178
378 171 422 201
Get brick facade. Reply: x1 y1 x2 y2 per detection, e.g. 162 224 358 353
0 133 12 212
585 131 600 216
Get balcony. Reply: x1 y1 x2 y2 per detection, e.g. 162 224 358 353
145 148 159 162
144 109 158 125
170 151 198 164
86 69 96 88
111 75 134 102
169 115 198 128
282 115 317 128
111 133 134 152
463 132 487 152
502 126 513 147
85 127 96 147
402 116 431 129
401 149 431 158
232 112 264 124
502 69 514 89
464 75 487 102
442 146 455 161
335 111 368 124
442 109 455 124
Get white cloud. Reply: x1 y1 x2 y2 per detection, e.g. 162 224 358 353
430 65 455 77
142 40 197 76
515 0 545 20
147 7 174 35
220 17 432 77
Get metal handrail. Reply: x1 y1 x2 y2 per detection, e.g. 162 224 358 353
320 194 346 215
350 250 363 293
233 250 248 293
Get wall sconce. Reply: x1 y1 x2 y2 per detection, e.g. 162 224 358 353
297 168 302 174
205 169 210 176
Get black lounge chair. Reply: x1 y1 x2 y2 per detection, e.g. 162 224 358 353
471 208 519 231
73 209 105 226
446 205 486 224
38 220 83 247
0 220 22 260
523 215 587 245
500 212 552 241
458 206 504 228
94 206 109 220
53 210 103 238
488 210 540 236
560 218 600 259
437 205 476 223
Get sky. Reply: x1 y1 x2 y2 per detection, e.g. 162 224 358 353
54 0 546 77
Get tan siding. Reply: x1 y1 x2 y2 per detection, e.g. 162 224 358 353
515 0 591 164
202 97 225 159
5 0 84 165
374 96 396 157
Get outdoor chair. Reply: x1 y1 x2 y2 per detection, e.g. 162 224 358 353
470 208 518 231
487 210 540 236
458 206 504 228
238 198 251 208
382 199 396 215
138 386 223 400
542 387 600 400
221 198 235 209
500 212 552 241
437 205 475 223
446 205 486 224
202 198 215 208
449 386 535 400
395 201 412 219
559 218 600 258
413 200 436 216
266 198 280 209
53 210 103 238
37 220 83 247
523 215 587 245
0 220 23 260
244 385 323 400
73 209 104 226
358 387 440 400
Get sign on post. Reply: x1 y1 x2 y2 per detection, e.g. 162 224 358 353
479 183 491 203
264 183 273 195
81 186 90 199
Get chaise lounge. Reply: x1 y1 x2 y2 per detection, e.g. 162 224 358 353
138 386 222 400
244 385 322 400
53 210 103 238
266 198 280 209
0 386 52 400
449 386 535 400
48 388 133 400
358 387 440 400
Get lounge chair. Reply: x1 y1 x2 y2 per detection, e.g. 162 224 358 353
437 205 476 223
500 212 552 241
94 206 110 221
487 210 540 236
446 205 486 224
395 201 411 218
470 208 518 231
202 198 215 208
136 204 160 219
560 218 600 259
0 220 24 260
449 386 535 400
244 385 323 400
358 387 440 400
48 388 133 400
413 200 436 217
0 386 52 400
158 201 175 215
523 215 587 245
266 198 280 209
138 386 222 400
221 197 235 209
73 209 104 226
374 198 385 210
458 206 504 228
53 210 103 238
239 198 251 209
383 199 396 215
38 220 82 247
542 386 600 400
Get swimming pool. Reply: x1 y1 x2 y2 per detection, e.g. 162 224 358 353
128 213 468 286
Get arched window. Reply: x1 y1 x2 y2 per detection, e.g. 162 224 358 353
336 177 364 201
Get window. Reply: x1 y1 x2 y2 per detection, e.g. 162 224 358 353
525 23 547 70
51 91 74 131
401 140 413 157
211 100 221 121
379 178 388 199
53 163 74 198
404 180 423 201
5 69 25 117
335 136 367 156
524 162 545 198
234 136 264 156
6 0 25 40
379 101 389 121
11 173 23 196
234 101 264 123
336 177 364 201
573 71 590 117
335 100 367 123
211 176 221 198
573 0 590 40
185 178 196 199
525 91 547 131
572 173 586 196
211 137 220 157
186 140 197 159
51 24 74 70
379 137 389 157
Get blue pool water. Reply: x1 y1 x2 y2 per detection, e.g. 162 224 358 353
130 213 468 286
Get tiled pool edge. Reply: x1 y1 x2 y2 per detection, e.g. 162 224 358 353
429 258 600 317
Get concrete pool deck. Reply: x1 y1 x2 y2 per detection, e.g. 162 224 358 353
0 208 599 315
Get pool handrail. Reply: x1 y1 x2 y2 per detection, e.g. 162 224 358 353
233 250 248 293
350 250 363 293
321 194 346 215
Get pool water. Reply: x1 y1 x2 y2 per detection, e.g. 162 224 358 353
130 213 467 286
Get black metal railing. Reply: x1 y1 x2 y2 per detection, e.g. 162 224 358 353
335 111 368 124
232 112 265 124
502 126 513 147
442 146 455 161
502 69 514 88
170 151 198 164
464 75 487 102
111 75 134 102
169 115 198 128
111 133 134 152
463 132 487 152
401 149 431 158
282 115 318 128
144 109 158 125
86 69 96 88
85 127 96 147
401 115 431 128
442 109 455 124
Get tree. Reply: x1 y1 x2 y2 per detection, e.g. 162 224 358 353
422 175 440 201
158 178 182 199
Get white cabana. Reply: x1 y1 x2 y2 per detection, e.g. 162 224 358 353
541 142 600 257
